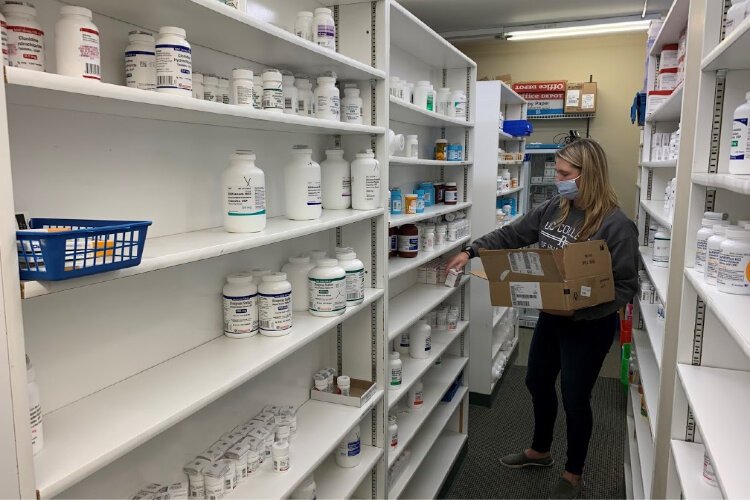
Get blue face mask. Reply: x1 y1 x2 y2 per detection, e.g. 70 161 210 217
556 175 580 200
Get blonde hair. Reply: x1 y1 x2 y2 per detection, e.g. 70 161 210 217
554 139 619 241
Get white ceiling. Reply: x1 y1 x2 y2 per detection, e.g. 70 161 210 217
398 0 672 35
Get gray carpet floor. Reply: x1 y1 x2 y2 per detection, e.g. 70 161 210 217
443 365 627 499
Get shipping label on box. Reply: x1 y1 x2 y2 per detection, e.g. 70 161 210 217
565 82 597 113
471 240 614 311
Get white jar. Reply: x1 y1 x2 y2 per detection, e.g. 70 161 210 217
26 355 43 455
450 89 467 118
730 91 750 174
652 228 671 268
321 149 351 209
413 80 433 111
262 68 284 112
282 71 298 114
405 135 419 158
281 256 315 312
313 8 336 51
294 11 313 42
706 225 729 285
222 150 266 233
272 441 290 472
308 258 347 316
389 351 402 389
231 68 253 106
155 26 192 96
56 6 100 80
351 149 381 210
409 320 431 359
315 76 340 121
0 12 7 66
421 227 435 252
437 87 452 115
252 74 263 109
336 427 361 468
388 415 398 449
408 381 424 409
192 72 204 99
223 272 258 338
337 375 350 396
124 30 156 91
295 77 313 116
259 273 293 336
3 1 44 71
338 249 365 305
342 85 363 124
285 145 322 220
204 74 219 102
291 474 317 500
696 218 728 272
717 228 750 294
725 0 748 36
218 76 230 104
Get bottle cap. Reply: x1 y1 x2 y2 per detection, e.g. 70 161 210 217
60 5 91 17
289 255 311 264
337 375 350 387
262 272 288 282
232 149 256 160
314 7 332 15
232 68 253 80
726 228 750 240
316 258 339 267
159 26 187 38
226 272 254 284
389 351 400 360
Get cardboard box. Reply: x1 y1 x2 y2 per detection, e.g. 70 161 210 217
472 240 614 311
512 80 567 116
310 378 377 407
564 82 598 113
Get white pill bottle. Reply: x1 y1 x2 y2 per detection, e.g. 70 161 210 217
258 273 293 337
321 148 351 210
730 91 750 174
281 255 315 312
3 1 45 71
285 145 322 220
351 149 381 210
337 249 365 306
315 75 340 121
125 30 156 91
56 6 100 80
308 258 347 317
222 272 258 338
313 7 335 51
336 427 361 468
222 150 266 233
155 26 192 96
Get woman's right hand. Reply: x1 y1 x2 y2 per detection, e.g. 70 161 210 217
446 251 470 272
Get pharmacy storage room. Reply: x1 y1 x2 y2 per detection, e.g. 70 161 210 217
0 0 746 499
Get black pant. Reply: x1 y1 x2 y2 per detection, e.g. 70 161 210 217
525 311 617 475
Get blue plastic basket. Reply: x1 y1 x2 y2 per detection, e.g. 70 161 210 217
17 218 152 281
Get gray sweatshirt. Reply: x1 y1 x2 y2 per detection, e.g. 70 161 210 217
471 195 639 321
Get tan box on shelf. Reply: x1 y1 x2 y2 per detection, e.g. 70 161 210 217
564 82 598 113
471 240 614 311
310 378 377 407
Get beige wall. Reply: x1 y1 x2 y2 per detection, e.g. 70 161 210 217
458 32 647 217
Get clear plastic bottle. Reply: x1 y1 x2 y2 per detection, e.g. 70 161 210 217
282 70 298 114
155 26 192 96
337 249 365 305
259 273 293 336
389 351 402 389
351 149 381 210
730 91 750 174
313 8 335 51
341 85 363 124
56 6 100 80
315 75 340 121
125 30 156 91
3 1 44 71
308 258 346 316
285 145 322 220
262 68 284 112
231 68 253 106
222 150 266 233
223 272 258 338
294 11 313 42
281 256 316 312
192 72 204 99
26 354 43 455
321 149 351 209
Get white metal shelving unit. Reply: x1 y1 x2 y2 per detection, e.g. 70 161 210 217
467 81 526 405
386 0 476 495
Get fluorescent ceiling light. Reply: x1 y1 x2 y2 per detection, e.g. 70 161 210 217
506 20 650 41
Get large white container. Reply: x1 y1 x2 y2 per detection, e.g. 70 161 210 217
409 320 431 359
313 7 335 51
285 146 322 220
730 92 750 174
351 150 381 210
308 258 346 316
125 30 156 91
321 149 351 209
295 76 313 117
262 68 283 112
222 150 266 233
341 85 363 124
413 80 435 111
3 1 44 71
335 427 361 468
337 249 365 305
56 6 100 80
281 256 315 312
315 76 340 121
294 11 313 42
717 228 750 294
259 273 293 336
155 26 192 96
223 272 258 338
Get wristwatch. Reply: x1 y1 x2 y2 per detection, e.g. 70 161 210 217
462 246 476 259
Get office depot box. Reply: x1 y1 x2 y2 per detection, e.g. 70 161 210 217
512 80 566 116
564 82 598 113
472 240 614 311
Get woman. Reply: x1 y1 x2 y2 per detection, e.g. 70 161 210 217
447 139 639 499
